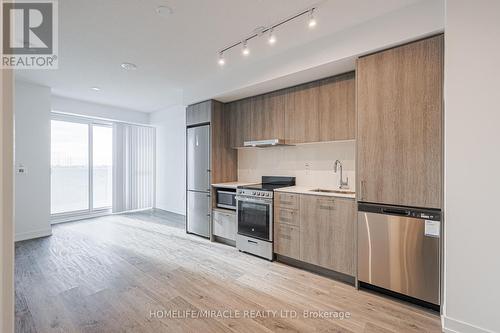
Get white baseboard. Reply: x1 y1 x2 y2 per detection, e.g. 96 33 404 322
51 210 111 224
15 228 52 242
443 315 496 333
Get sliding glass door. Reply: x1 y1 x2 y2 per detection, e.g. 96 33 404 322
51 120 90 214
51 116 113 217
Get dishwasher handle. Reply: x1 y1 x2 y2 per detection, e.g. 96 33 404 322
381 208 411 216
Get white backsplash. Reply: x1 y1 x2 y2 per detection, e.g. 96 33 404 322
237 141 356 190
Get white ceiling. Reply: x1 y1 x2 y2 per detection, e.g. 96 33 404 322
15 0 435 112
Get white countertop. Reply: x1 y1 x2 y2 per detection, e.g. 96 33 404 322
211 181 257 189
275 186 356 199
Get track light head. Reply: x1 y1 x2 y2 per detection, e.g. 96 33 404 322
268 28 276 45
218 52 225 66
242 40 250 56
308 9 317 28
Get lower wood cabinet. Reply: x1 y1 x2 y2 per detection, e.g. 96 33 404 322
274 193 355 277
213 209 236 241
275 192 300 210
299 195 355 276
274 222 300 260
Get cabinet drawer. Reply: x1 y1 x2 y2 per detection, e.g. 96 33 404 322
275 207 299 226
213 210 236 241
274 223 300 260
317 197 336 211
275 192 299 210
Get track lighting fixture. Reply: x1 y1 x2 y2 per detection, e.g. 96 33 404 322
217 6 318 66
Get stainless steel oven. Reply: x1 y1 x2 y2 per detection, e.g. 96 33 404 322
236 194 273 241
216 188 236 210
235 176 295 261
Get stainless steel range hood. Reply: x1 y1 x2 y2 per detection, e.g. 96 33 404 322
243 139 292 148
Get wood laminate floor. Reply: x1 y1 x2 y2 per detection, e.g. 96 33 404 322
15 210 441 333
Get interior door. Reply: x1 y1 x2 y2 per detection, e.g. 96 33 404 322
187 125 210 192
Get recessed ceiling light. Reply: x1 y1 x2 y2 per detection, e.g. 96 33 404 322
121 62 137 71
156 5 173 17
91 87 101 91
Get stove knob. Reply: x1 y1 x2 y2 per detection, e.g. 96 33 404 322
266 193 270 197
252 192 256 195
257 193 261 196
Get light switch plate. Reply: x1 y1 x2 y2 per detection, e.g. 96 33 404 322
16 165 27 175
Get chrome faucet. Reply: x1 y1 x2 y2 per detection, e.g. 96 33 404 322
334 160 349 189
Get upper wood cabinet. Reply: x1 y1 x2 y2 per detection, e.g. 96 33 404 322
224 72 356 147
299 194 355 276
250 91 285 141
284 83 320 144
357 35 443 209
226 98 252 148
318 73 355 141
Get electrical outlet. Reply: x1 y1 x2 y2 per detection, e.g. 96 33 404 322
305 162 311 175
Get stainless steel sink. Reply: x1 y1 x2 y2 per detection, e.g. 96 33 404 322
310 189 356 195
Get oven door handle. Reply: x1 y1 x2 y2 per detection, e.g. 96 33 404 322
236 196 273 205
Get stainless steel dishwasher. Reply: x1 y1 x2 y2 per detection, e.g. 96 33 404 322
357 203 441 309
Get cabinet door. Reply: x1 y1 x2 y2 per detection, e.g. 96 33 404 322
226 102 239 148
274 223 300 260
299 195 355 275
186 100 212 126
250 91 285 141
285 83 319 143
318 73 355 141
226 99 252 148
329 198 355 276
357 35 443 209
213 210 236 241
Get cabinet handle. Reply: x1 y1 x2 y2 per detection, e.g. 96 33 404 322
280 200 294 206
279 234 292 240
319 205 335 210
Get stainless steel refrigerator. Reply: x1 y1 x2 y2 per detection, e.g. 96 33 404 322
186 125 211 238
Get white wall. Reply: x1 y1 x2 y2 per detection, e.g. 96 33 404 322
14 81 52 241
52 95 149 124
443 1 500 332
150 105 186 215
238 141 355 190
